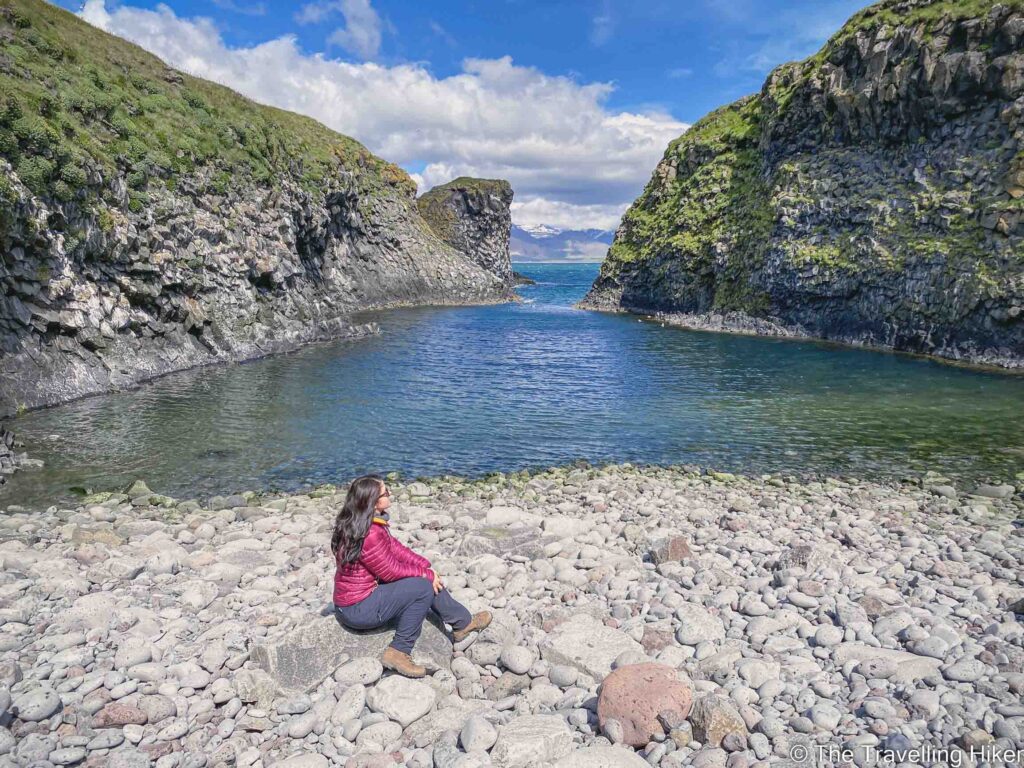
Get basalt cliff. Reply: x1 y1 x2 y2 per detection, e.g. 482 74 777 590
582 0 1024 368
418 177 514 283
0 0 513 415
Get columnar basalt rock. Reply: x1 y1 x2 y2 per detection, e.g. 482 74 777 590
0 2 512 415
582 0 1024 368
417 177 515 282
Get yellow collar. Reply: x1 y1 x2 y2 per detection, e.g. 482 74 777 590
372 517 389 526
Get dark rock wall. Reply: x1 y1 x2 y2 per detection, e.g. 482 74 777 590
583 0 1024 368
417 178 514 282
0 163 510 414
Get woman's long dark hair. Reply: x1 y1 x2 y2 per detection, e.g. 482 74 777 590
331 474 383 564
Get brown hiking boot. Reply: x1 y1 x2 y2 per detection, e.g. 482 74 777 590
381 647 426 678
452 610 492 642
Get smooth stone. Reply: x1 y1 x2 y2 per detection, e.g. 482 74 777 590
490 715 574 768
541 614 644 680
674 603 726 646
12 686 62 722
460 715 499 752
365 675 437 727
553 745 650 767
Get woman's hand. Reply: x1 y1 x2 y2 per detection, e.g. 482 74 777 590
431 570 443 594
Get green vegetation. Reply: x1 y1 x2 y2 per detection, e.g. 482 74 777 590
596 0 1021 318
832 0 1024 45
0 0 412 211
421 176 511 197
602 96 777 313
416 176 510 243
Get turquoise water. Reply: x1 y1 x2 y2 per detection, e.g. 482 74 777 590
4 262 1024 509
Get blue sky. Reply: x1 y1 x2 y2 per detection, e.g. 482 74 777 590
66 0 869 229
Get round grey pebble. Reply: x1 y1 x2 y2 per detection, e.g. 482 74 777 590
12 686 62 722
549 665 578 688
460 715 498 752
49 747 87 765
499 646 535 676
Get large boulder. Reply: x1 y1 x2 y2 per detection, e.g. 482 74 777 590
365 675 436 727
649 535 692 565
540 614 645 681
458 528 557 559
250 614 452 694
832 643 941 685
597 663 693 747
689 694 747 748
490 715 574 767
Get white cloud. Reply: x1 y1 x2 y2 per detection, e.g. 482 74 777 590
294 0 382 59
328 0 382 60
510 198 626 231
78 1 687 229
295 2 336 25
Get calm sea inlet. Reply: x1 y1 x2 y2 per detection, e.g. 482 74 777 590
4 262 1023 509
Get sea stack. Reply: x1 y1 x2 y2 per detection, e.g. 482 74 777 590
418 178 515 283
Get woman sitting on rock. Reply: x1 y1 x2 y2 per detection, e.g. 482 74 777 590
332 474 491 678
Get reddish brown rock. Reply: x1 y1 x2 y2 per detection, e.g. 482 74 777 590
93 703 148 728
597 663 693 747
640 626 675 654
141 742 175 760
650 536 692 565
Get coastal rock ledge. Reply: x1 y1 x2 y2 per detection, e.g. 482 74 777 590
1 463 1021 767
581 0 1024 368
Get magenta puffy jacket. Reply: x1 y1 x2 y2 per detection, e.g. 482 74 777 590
333 520 434 607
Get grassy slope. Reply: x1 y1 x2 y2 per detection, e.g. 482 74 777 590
594 0 1021 310
0 0 412 219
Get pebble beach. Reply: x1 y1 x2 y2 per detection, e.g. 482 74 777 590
1 463 1022 768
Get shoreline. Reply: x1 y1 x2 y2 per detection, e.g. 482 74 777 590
575 300 1024 375
2 462 1021 767
1 292 518 420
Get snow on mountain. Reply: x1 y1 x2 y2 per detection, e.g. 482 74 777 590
510 224 613 262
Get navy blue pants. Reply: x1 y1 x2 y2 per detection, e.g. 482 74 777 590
335 578 472 654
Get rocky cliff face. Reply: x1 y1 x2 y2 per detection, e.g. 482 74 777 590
0 1 511 415
583 0 1024 368
418 178 514 282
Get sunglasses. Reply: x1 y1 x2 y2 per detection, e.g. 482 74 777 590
379 488 391 498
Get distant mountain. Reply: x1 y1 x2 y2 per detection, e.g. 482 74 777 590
510 224 613 262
